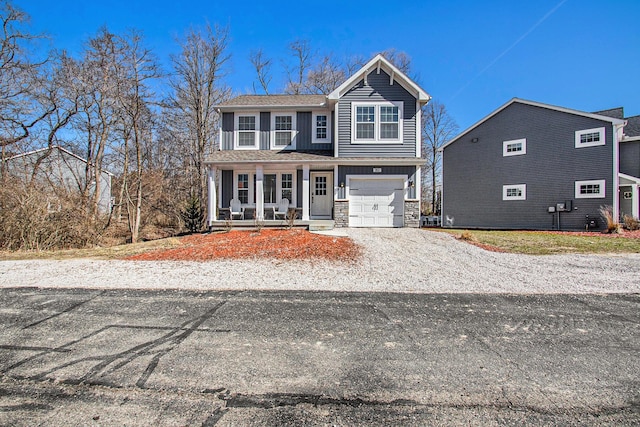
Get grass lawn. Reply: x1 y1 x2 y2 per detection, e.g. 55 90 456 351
432 229 640 255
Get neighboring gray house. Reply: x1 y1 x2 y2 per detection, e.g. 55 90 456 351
3 145 113 214
441 99 638 231
205 54 431 228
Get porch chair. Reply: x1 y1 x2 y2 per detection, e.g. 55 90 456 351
272 198 290 220
229 198 244 220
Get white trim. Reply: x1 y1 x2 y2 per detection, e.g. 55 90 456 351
233 171 255 206
613 123 624 221
270 111 297 150
416 101 421 158
442 98 626 151
502 184 526 201
333 106 339 157
328 54 431 103
302 165 310 221
575 127 605 148
351 101 403 144
234 112 260 150
207 167 217 225
633 184 639 219
575 179 606 199
312 111 331 144
503 138 527 156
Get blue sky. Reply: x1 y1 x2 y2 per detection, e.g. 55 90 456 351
17 0 640 131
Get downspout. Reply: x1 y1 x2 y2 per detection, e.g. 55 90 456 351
613 122 626 222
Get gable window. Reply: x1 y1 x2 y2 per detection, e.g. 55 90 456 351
503 138 526 156
502 184 526 200
271 113 296 149
352 102 403 143
235 114 259 149
575 127 605 148
313 113 330 143
575 179 605 198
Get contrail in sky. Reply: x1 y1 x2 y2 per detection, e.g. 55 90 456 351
449 0 569 102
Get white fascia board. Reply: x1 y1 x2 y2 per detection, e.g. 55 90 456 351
328 54 431 103
622 135 640 142
441 98 628 152
619 173 640 185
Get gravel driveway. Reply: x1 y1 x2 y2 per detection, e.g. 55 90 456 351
1 228 639 293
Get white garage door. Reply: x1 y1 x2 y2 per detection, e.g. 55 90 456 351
349 178 404 227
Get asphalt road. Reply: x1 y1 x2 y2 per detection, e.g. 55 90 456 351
0 288 638 426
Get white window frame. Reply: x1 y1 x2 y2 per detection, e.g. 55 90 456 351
312 112 331 144
351 101 403 144
575 179 606 199
575 127 605 148
270 112 297 149
234 170 296 207
503 138 526 156
234 113 260 150
502 184 526 201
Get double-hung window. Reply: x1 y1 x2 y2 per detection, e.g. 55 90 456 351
575 127 605 148
312 113 330 143
271 113 296 149
281 173 293 202
237 173 250 204
235 114 259 149
352 102 403 143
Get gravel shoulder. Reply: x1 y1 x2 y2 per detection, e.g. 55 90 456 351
1 228 639 294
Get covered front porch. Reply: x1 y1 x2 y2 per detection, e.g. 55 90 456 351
619 173 640 219
205 151 339 227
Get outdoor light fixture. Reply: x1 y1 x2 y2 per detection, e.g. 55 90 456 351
340 182 344 187
471 137 479 143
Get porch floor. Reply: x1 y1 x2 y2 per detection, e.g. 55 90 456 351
208 219 335 231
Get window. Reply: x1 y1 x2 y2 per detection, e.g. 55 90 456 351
281 173 293 202
623 191 632 200
352 102 403 143
575 127 605 148
235 114 259 149
502 184 526 200
237 173 250 204
575 179 605 198
503 138 526 156
313 113 330 143
271 113 296 149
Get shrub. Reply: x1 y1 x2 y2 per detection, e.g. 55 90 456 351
599 205 621 234
459 230 477 242
180 194 204 233
622 214 640 231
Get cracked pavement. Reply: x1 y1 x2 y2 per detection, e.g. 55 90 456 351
0 288 638 425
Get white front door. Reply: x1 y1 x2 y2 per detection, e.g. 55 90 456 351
310 172 332 218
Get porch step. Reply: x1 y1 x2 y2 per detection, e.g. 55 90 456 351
308 220 335 231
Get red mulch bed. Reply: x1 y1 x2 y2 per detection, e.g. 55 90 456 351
533 229 640 239
125 229 361 262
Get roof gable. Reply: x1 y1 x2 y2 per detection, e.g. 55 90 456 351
442 98 627 151
327 54 430 104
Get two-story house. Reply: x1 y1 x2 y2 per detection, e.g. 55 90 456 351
204 54 431 228
441 98 638 231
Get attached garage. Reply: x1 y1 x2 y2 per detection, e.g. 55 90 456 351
348 177 405 227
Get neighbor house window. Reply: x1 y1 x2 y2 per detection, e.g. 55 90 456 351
503 138 526 156
235 114 259 149
575 127 605 148
313 113 330 143
502 184 526 200
352 102 403 143
575 179 605 198
271 113 296 149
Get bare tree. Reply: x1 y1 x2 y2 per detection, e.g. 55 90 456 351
305 55 345 94
422 100 458 215
167 23 231 220
284 39 312 95
250 48 272 95
378 48 412 74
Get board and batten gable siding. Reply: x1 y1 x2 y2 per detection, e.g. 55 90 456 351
221 169 233 210
337 70 417 157
295 111 333 151
442 102 615 230
221 112 234 150
259 112 270 150
620 141 640 177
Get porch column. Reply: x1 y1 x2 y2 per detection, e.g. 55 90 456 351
633 184 639 219
302 164 310 221
207 166 217 226
256 165 264 220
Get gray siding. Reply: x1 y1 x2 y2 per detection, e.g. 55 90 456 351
295 111 333 151
222 113 234 150
296 170 303 208
337 70 417 157
442 102 615 230
338 165 416 186
620 141 640 177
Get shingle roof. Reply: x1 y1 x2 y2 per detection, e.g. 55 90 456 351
217 94 327 109
205 150 423 166
593 107 624 119
624 115 640 137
